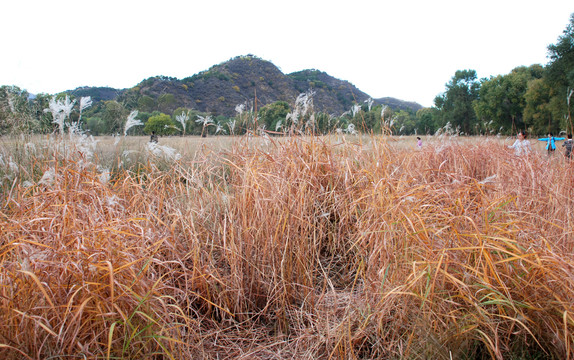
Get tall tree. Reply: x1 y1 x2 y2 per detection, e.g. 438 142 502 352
415 108 437 135
0 86 35 134
546 12 574 132
258 101 290 132
143 113 176 136
101 100 127 135
474 65 544 134
434 69 480 134
524 78 555 134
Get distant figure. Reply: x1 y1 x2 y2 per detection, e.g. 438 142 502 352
538 133 565 153
562 134 573 159
508 131 532 156
416 137 422 149
150 131 158 143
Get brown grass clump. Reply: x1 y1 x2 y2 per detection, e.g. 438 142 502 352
0 134 573 359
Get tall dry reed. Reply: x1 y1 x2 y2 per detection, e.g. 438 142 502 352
0 134 573 359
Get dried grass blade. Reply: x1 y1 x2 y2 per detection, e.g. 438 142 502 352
17 270 55 310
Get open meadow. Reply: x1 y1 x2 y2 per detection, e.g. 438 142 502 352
0 133 573 359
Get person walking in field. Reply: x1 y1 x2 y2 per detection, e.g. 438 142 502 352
538 133 565 153
150 131 158 143
508 131 532 156
562 134 573 159
416 137 422 149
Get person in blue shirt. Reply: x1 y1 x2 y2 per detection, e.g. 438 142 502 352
538 133 565 153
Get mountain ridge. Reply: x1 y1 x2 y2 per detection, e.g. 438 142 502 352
66 55 423 116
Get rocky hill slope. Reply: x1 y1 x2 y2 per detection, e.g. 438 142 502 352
70 55 423 116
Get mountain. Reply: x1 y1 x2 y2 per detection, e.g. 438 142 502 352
373 97 423 112
65 55 423 116
70 86 124 103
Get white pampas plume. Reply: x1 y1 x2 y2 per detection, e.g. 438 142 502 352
345 123 357 135
479 174 497 184
261 129 271 146
196 115 213 137
147 142 182 161
164 124 180 132
295 90 315 117
215 123 226 134
25 142 36 155
106 195 121 208
61 96 75 119
176 111 189 134
39 168 56 186
381 105 388 117
80 96 92 113
8 157 18 173
122 150 137 158
124 110 142 136
275 120 283 131
286 108 300 124
227 119 236 135
364 98 373 112
74 134 98 159
98 169 110 184
68 121 83 136
235 103 245 115
195 115 213 126
45 96 75 134
78 96 92 124
306 113 316 129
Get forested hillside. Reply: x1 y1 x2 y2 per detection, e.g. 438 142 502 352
86 55 415 117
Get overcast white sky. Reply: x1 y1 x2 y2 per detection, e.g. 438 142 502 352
1 1 572 107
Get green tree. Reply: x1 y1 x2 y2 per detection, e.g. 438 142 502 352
356 107 379 134
393 110 416 134
474 65 544 134
415 108 437 134
524 78 555 134
143 113 176 136
546 12 574 132
30 93 55 133
101 100 127 135
85 117 107 135
434 69 480 134
138 95 156 112
315 113 338 134
258 101 290 132
0 86 35 134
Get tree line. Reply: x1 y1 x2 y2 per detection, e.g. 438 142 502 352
430 13 574 136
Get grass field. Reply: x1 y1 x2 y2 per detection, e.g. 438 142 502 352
0 133 573 359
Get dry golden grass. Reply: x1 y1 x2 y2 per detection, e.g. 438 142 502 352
0 134 573 359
